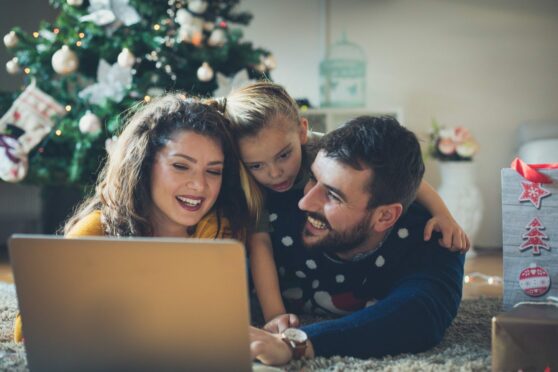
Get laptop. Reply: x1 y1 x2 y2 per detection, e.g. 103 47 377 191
9 234 252 372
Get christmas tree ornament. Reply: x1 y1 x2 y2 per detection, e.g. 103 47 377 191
3 31 19 48
518 180 551 209
0 0 272 187
0 135 28 182
520 217 550 255
6 58 20 75
117 47 136 68
105 135 118 154
518 263 551 297
213 69 254 97
0 83 66 182
188 0 208 14
263 54 277 70
254 56 270 73
78 111 102 134
80 0 140 34
79 59 133 105
51 45 79 75
197 62 214 82
175 8 204 45
207 28 226 47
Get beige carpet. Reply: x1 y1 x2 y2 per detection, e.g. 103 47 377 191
0 282 499 371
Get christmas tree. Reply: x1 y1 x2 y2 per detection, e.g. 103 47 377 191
1 0 274 187
520 217 550 255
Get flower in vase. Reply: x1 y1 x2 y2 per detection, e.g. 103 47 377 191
429 119 479 161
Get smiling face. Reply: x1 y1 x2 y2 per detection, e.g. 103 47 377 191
298 150 379 257
238 115 308 193
149 130 224 237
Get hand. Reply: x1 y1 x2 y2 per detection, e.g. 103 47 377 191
250 326 293 366
263 313 300 334
424 216 470 253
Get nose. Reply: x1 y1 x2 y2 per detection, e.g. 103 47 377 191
298 182 323 213
268 163 283 180
187 171 207 191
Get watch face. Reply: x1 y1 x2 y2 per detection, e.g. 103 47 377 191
283 328 307 343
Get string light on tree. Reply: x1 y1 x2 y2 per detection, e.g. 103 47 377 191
197 62 213 82
6 57 20 75
3 31 19 48
51 45 79 75
117 48 136 68
67 0 83 6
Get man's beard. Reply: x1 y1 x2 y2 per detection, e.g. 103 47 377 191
301 211 373 255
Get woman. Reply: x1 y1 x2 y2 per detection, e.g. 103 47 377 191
14 93 261 342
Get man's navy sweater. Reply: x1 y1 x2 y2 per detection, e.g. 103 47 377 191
267 187 464 358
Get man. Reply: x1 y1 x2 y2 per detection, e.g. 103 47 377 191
250 116 465 365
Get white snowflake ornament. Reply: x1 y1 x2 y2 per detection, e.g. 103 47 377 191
79 59 133 105
213 69 255 97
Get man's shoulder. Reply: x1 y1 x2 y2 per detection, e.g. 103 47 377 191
397 202 432 230
384 202 463 268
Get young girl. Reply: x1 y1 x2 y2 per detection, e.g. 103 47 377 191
14 93 259 342
213 81 470 332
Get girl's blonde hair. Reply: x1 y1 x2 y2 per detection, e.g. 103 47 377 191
219 80 300 138
65 93 252 239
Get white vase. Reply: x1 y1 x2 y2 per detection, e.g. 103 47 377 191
437 161 483 255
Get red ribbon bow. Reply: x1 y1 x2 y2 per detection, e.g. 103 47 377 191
511 157 558 184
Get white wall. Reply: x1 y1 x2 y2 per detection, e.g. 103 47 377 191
242 0 558 248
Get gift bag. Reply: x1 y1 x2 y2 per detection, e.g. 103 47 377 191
501 158 558 310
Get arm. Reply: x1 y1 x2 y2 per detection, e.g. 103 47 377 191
302 251 464 358
249 232 288 321
250 249 464 363
416 180 470 251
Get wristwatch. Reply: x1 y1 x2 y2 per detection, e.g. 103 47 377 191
281 328 308 360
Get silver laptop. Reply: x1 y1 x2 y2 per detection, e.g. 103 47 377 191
9 234 252 372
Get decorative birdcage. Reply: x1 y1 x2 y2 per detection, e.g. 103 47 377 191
320 33 366 108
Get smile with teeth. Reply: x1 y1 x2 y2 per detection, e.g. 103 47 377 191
176 196 202 207
307 215 328 230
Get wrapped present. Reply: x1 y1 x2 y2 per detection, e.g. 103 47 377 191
492 299 558 371
501 158 558 310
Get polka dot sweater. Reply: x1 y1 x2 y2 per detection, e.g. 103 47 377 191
266 187 465 358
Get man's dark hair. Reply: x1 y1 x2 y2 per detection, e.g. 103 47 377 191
319 116 425 211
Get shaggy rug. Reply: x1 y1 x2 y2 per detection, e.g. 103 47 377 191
0 282 500 371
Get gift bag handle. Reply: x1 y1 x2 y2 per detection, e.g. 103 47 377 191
511 157 558 184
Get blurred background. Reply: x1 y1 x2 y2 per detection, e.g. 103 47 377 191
1 0 558 255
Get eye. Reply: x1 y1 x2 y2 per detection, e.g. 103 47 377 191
173 163 188 170
278 150 292 161
247 163 263 171
327 191 342 203
207 169 223 176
